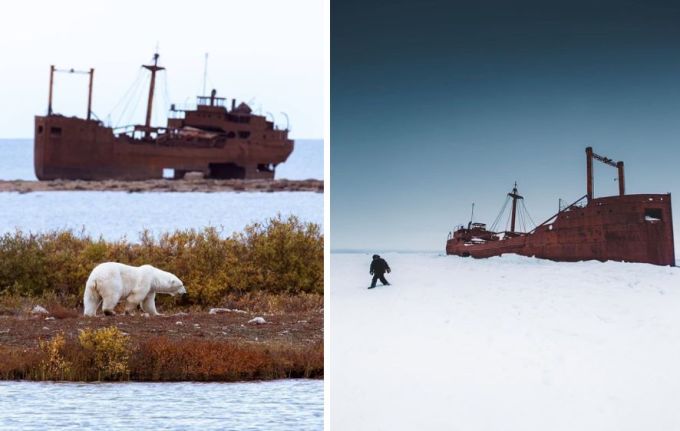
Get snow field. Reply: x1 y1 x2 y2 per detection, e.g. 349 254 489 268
331 253 680 431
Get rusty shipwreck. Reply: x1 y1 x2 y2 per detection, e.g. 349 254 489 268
446 148 675 266
34 54 293 180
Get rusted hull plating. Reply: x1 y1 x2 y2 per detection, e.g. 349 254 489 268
446 194 675 266
34 115 293 180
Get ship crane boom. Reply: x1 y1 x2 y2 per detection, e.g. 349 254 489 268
586 147 625 201
47 66 95 120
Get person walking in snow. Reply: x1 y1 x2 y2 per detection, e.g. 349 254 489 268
369 254 391 289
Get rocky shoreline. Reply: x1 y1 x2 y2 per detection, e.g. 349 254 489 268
0 179 324 193
0 308 323 381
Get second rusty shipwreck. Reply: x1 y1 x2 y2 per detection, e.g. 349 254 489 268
446 148 675 266
35 54 293 180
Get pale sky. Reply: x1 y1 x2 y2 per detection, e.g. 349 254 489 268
0 0 323 138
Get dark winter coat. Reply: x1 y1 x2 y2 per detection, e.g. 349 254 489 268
370 258 391 275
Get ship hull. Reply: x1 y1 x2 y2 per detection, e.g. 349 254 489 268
446 194 675 266
34 115 294 180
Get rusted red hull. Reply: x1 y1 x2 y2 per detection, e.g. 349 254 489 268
34 115 293 180
446 194 675 266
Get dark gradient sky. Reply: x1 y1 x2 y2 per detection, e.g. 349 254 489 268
332 0 680 252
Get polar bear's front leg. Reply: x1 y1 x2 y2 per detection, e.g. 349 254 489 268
141 292 161 316
124 297 140 316
124 291 148 316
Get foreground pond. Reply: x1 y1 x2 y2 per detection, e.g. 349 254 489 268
0 379 323 430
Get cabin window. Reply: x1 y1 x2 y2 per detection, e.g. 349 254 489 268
257 163 274 173
162 168 175 179
645 208 663 222
37 125 44 134
50 127 62 136
238 131 251 139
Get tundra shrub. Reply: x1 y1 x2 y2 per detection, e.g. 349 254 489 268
38 333 71 380
0 216 323 306
78 326 129 380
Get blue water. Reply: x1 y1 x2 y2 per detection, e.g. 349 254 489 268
0 191 322 241
0 139 33 181
276 139 324 180
0 138 323 181
0 380 323 431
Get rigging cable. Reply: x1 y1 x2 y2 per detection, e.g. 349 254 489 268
109 69 144 127
163 69 171 118
519 205 527 232
489 196 511 232
126 73 150 128
520 199 537 229
115 70 148 128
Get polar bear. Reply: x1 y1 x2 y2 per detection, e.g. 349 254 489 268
83 262 186 316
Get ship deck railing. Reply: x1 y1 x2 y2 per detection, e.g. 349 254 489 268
113 124 177 139
528 194 588 234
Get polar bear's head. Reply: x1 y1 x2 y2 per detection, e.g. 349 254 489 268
166 274 187 296
151 267 187 296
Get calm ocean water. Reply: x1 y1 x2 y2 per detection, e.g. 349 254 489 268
0 380 323 431
0 191 322 240
0 138 323 181
0 138 323 239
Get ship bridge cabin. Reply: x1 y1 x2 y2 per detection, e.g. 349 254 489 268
167 89 286 143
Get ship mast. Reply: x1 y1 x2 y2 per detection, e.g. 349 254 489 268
508 182 523 233
142 53 164 138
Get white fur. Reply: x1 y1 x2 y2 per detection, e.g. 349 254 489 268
83 262 186 317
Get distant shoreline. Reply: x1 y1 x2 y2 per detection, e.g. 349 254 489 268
0 179 323 193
